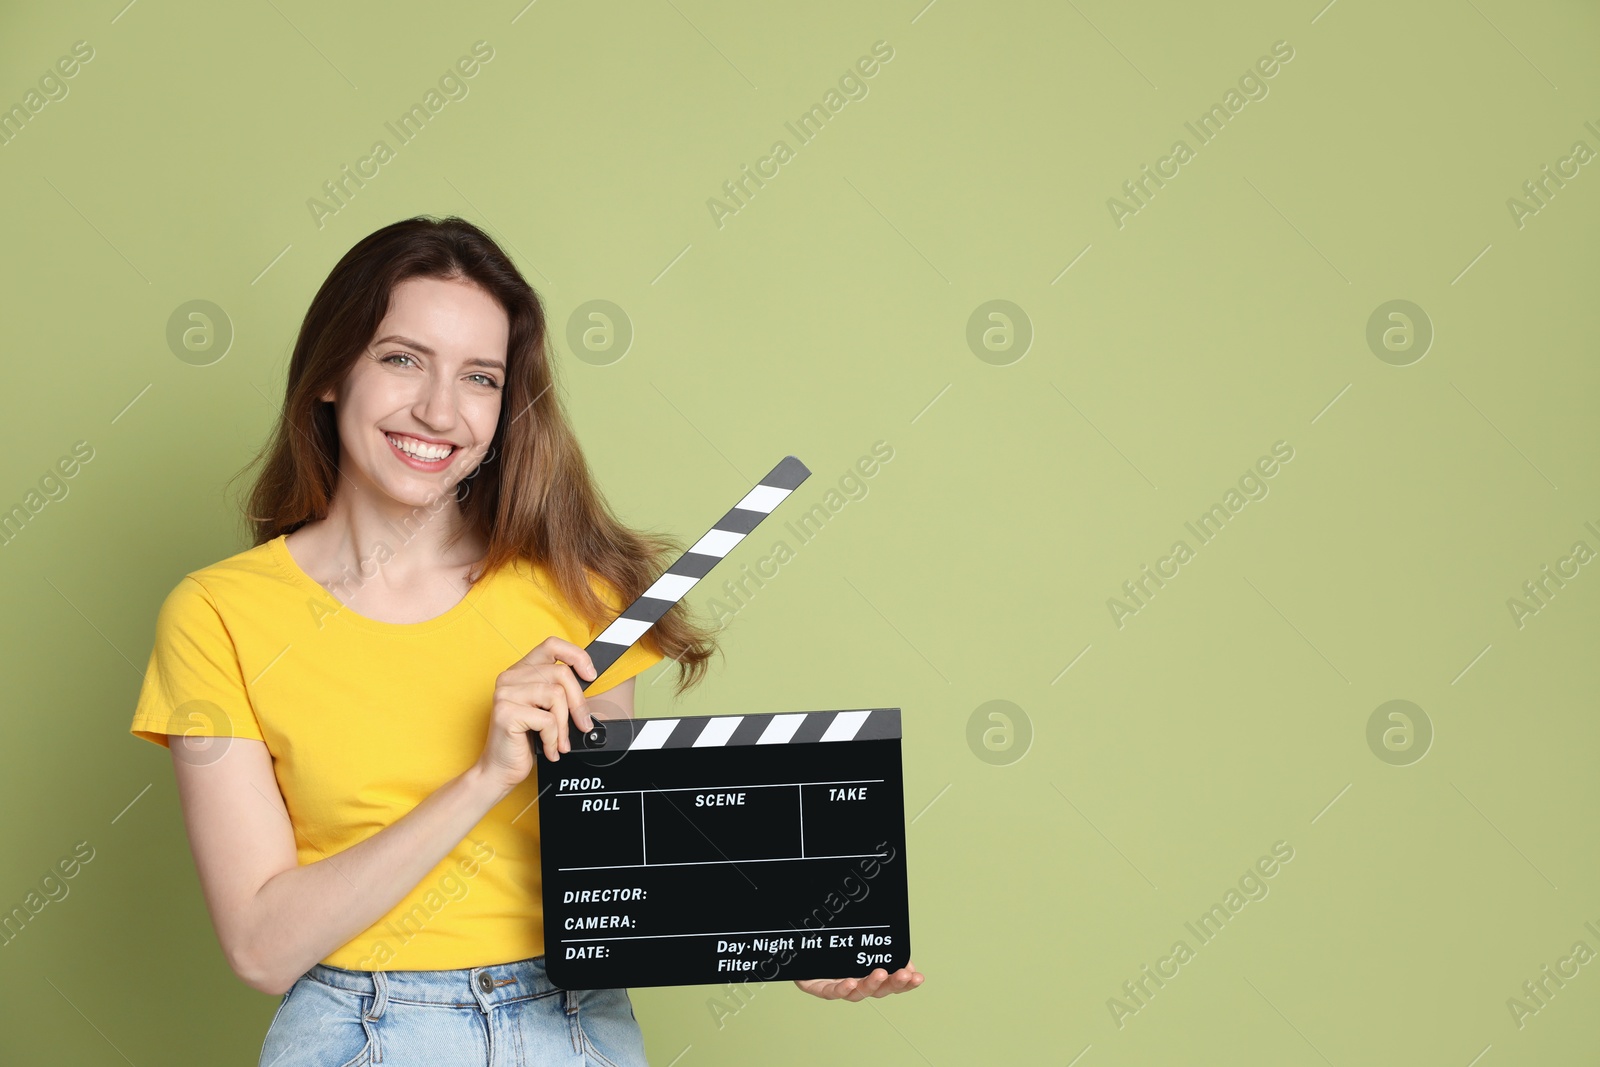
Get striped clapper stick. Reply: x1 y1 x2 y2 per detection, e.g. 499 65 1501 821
537 708 909 990
573 454 812 695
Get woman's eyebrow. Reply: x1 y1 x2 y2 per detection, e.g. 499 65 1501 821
375 334 505 371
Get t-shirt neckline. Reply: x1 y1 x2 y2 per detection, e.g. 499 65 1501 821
267 532 495 635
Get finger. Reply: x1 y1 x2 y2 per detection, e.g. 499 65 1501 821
514 708 553 762
874 974 909 997
500 679 540 725
538 713 562 762
521 683 566 761
525 636 598 683
522 709 558 763
810 978 840 997
541 660 593 733
847 971 884 1001
539 681 571 756
515 679 571 757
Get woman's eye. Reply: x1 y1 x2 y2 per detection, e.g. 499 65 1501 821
382 353 497 388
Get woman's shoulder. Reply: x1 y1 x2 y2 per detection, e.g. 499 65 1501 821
493 555 617 632
184 535 285 585
153 536 298 619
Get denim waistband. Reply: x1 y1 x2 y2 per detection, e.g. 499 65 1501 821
304 954 570 1012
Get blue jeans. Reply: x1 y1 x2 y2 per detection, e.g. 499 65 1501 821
259 955 649 1067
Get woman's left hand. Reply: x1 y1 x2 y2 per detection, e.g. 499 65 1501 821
794 960 924 1000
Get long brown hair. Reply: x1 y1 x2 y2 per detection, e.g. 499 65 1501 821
230 215 716 697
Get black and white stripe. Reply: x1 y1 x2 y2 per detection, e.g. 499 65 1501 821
581 455 811 685
575 708 901 752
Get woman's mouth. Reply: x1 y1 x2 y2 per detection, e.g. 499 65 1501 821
384 431 457 471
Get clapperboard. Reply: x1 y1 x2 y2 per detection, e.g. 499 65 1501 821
534 457 912 989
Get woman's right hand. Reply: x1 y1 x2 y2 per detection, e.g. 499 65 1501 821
474 637 598 797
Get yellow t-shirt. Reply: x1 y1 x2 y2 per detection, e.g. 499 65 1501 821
128 533 663 971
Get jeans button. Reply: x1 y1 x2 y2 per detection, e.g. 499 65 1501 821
477 972 494 993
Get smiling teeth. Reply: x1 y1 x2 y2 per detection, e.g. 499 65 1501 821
386 433 454 461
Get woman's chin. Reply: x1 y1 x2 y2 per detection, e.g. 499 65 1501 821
378 478 457 511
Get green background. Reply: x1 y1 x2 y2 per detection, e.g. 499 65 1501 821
2 0 1596 1062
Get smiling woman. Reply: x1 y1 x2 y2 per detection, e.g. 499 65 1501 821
312 277 509 502
131 215 918 1067
130 215 730 1067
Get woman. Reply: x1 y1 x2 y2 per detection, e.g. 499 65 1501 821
129 216 923 1067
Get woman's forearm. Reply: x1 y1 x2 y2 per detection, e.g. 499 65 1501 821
236 766 511 995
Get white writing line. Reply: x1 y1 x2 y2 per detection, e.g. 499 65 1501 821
558 778 884 798
560 851 890 873
561 924 891 944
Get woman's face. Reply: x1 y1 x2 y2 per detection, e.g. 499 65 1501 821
321 274 507 514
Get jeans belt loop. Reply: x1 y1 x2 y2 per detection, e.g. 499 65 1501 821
365 969 390 1021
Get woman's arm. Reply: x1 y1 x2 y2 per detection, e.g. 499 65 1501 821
173 642 630 996
170 735 506 996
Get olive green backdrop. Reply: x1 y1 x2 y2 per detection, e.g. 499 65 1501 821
2 0 1596 1063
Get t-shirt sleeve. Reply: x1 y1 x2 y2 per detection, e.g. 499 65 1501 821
129 576 267 749
582 569 666 698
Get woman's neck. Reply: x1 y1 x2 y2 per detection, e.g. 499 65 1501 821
287 500 489 591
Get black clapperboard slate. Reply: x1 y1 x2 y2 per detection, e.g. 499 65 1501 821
531 457 912 989
536 708 910 989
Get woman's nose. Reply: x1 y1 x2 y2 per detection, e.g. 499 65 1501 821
413 376 457 429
